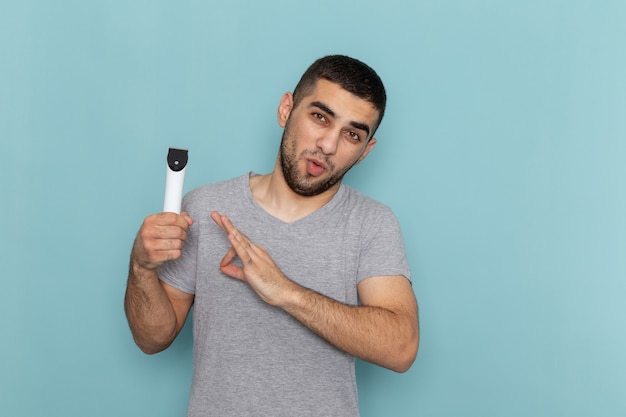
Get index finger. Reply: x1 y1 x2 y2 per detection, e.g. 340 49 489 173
210 211 227 233
211 211 240 234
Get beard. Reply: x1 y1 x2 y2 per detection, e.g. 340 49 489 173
279 119 356 197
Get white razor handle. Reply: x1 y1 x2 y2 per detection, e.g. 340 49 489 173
163 148 188 214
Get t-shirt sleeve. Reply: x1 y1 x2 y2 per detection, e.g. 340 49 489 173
356 206 411 284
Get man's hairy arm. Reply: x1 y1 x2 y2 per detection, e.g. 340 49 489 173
212 211 419 372
281 275 419 373
124 212 194 354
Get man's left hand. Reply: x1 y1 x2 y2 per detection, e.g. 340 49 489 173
211 211 294 306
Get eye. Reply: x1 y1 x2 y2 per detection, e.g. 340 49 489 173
345 130 361 142
312 112 327 123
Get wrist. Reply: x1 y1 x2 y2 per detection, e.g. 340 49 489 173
129 256 159 281
276 280 311 312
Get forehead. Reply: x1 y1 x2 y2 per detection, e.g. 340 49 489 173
303 79 380 123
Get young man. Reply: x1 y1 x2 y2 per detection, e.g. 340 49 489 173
125 55 419 417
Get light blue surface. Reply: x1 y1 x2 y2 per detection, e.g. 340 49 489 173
2 1 625 416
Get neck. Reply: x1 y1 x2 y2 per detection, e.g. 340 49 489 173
250 159 341 223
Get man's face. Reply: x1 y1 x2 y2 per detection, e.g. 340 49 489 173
278 79 379 197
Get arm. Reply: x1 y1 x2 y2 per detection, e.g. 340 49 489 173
282 275 419 372
124 212 195 354
212 212 419 372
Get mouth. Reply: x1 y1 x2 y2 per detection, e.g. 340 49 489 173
306 158 326 177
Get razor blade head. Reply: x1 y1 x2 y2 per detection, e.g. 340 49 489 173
167 148 188 172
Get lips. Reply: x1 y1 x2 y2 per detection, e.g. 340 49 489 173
306 158 326 177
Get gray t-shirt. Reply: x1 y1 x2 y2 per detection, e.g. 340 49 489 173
158 173 410 417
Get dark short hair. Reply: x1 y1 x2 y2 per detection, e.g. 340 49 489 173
292 55 387 134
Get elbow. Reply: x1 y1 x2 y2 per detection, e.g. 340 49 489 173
128 324 176 355
138 345 160 355
387 321 420 373
391 334 419 373
133 334 173 355
125 309 178 355
139 346 167 355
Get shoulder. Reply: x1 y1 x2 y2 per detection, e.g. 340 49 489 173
182 174 248 214
341 185 398 220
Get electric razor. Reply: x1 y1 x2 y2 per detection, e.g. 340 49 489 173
163 147 188 214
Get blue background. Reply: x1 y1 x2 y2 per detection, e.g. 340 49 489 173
2 1 625 416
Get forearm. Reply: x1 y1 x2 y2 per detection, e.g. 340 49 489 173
280 284 419 373
124 262 178 354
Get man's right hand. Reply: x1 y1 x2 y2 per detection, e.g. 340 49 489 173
125 211 195 354
131 211 194 270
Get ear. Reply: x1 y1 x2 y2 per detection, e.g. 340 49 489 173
356 138 377 165
277 92 294 128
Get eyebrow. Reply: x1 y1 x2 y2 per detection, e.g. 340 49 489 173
310 101 371 137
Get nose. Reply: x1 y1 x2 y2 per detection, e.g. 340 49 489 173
316 131 340 155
